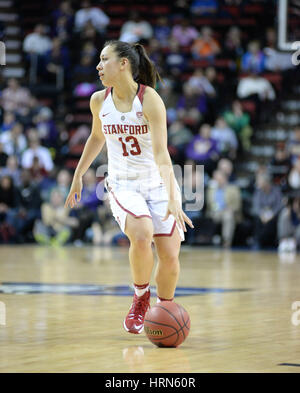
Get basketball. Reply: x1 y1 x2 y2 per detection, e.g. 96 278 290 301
144 301 190 348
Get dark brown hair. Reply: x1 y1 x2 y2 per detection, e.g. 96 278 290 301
104 40 161 88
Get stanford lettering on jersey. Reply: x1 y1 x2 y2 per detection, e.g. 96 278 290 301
103 124 148 135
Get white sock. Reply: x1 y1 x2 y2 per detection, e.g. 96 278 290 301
134 284 149 297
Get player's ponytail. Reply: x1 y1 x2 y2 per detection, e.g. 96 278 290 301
132 43 162 88
104 40 162 88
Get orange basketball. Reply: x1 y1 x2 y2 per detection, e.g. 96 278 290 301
144 301 190 347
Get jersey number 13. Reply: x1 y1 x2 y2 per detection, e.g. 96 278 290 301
118 136 141 156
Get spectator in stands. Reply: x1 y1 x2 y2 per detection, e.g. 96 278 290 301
168 120 193 165
73 55 97 87
81 41 98 63
54 169 72 200
223 100 253 151
33 188 78 246
171 17 198 47
0 111 16 134
147 38 164 73
278 194 300 254
211 117 238 160
53 15 72 44
73 20 105 49
157 79 179 123
252 173 283 249
288 157 300 190
268 142 291 192
42 168 72 204
236 70 276 124
54 122 69 166
119 11 153 44
21 129 54 176
95 196 125 246
51 0 74 34
0 155 22 187
263 28 298 88
69 168 101 245
171 0 191 18
23 24 53 56
153 17 171 48
217 158 235 183
0 175 19 243
23 24 53 78
223 26 243 61
74 0 109 34
0 143 8 168
190 0 218 16
206 169 242 248
287 126 300 164
10 169 42 243
264 28 295 73
204 66 222 122
18 97 48 131
1 78 32 116
176 82 207 128
32 107 58 148
191 26 220 60
241 41 265 74
0 122 27 161
43 37 70 85
185 123 220 176
165 38 189 78
186 68 216 98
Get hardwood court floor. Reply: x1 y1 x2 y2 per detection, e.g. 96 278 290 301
0 245 300 373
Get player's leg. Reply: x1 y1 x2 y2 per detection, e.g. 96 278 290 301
153 227 181 301
105 180 154 334
123 215 154 334
124 214 154 286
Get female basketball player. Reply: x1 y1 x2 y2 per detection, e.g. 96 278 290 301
65 41 194 334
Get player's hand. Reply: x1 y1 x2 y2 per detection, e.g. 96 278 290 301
163 200 194 232
64 175 83 209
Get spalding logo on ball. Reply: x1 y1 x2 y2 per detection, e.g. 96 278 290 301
144 301 190 347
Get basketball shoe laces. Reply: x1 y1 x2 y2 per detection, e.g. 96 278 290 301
128 292 150 323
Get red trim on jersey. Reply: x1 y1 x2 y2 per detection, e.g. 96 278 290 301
137 84 146 105
153 220 177 237
104 87 112 100
107 182 152 220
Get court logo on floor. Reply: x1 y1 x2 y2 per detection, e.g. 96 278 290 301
0 283 250 297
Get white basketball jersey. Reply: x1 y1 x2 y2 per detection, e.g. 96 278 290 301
99 84 162 184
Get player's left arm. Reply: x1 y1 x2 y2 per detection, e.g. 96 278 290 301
143 87 194 232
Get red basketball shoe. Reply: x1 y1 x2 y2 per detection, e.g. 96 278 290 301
123 290 150 334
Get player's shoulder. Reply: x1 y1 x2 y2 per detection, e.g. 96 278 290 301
90 89 107 112
143 85 164 108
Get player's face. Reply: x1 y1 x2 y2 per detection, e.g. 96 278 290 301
96 45 121 87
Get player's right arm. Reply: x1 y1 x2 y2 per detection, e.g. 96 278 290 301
65 90 106 209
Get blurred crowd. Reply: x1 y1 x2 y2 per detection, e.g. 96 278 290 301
0 0 299 251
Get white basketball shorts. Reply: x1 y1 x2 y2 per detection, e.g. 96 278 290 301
104 177 185 241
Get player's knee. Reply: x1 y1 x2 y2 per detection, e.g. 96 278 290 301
130 230 153 249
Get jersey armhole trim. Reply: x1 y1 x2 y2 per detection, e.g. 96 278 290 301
137 84 146 105
104 87 112 100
